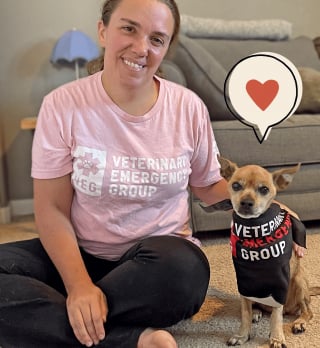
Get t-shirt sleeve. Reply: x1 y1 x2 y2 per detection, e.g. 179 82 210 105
290 215 307 248
31 94 73 179
188 104 222 187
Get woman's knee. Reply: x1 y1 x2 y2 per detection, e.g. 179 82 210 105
165 237 209 298
97 236 210 328
135 236 210 308
0 239 43 274
0 238 61 289
140 236 210 281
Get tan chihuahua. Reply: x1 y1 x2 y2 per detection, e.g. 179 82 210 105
204 157 320 348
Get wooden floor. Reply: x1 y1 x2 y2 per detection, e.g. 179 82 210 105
0 214 38 244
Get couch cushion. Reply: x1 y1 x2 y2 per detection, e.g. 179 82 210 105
160 59 187 86
197 36 320 72
180 15 293 41
212 114 320 196
296 67 320 113
212 114 320 167
171 35 320 122
172 35 234 121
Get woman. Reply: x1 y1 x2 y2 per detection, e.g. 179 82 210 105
0 0 229 347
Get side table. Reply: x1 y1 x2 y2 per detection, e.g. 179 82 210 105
20 117 37 130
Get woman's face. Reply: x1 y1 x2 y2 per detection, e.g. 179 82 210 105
98 0 175 88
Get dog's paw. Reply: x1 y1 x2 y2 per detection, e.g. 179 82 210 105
252 308 262 323
270 338 287 348
291 319 307 334
227 334 250 346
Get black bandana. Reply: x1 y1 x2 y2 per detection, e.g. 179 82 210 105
230 203 306 305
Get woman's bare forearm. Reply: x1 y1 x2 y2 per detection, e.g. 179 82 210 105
34 176 92 292
190 178 230 206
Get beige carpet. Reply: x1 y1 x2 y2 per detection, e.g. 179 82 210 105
1 218 319 347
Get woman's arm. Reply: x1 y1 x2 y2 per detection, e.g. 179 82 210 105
33 175 107 346
190 178 230 206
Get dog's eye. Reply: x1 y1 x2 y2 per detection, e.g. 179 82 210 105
232 182 242 191
258 186 270 195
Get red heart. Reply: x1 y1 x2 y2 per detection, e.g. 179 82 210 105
246 79 279 111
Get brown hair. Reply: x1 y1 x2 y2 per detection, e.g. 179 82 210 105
87 0 180 75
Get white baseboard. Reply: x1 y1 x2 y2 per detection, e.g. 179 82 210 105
0 206 11 224
10 198 34 217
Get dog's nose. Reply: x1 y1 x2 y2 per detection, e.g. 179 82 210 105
240 199 254 210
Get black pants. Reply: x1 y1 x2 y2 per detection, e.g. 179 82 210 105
0 236 210 348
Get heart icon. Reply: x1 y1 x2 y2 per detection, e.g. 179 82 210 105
246 79 279 111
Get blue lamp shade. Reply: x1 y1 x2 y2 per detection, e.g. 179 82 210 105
51 29 100 79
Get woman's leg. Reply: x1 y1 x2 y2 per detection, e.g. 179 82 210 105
0 236 210 348
0 238 82 348
95 236 210 348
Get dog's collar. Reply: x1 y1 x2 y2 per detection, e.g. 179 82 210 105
232 203 286 239
232 203 306 248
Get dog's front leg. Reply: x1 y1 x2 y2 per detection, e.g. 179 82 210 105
269 305 286 348
227 297 252 346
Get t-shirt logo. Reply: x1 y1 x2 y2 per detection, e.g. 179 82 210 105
72 146 106 196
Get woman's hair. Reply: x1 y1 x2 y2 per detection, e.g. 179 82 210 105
87 0 180 75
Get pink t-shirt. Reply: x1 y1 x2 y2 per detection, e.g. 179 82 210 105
32 71 221 260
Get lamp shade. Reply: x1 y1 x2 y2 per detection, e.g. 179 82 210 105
51 29 100 79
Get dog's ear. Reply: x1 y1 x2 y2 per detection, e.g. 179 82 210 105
218 156 238 181
272 163 301 191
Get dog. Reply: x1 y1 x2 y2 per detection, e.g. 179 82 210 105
202 157 320 348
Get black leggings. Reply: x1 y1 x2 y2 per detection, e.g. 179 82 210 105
0 236 210 348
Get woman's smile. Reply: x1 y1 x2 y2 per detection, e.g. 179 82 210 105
123 58 145 71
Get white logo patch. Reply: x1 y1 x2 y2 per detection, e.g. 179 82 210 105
72 146 106 196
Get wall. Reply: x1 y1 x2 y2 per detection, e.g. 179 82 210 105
0 0 319 220
0 0 103 220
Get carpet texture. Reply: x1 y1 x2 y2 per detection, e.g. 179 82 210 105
0 219 319 347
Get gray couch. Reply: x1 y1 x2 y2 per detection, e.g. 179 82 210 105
161 34 320 232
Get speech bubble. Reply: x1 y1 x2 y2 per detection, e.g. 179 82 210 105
224 52 303 143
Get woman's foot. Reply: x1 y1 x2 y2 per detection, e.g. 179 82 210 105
137 328 178 348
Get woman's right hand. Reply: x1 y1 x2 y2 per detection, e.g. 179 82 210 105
66 281 108 347
33 176 108 346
